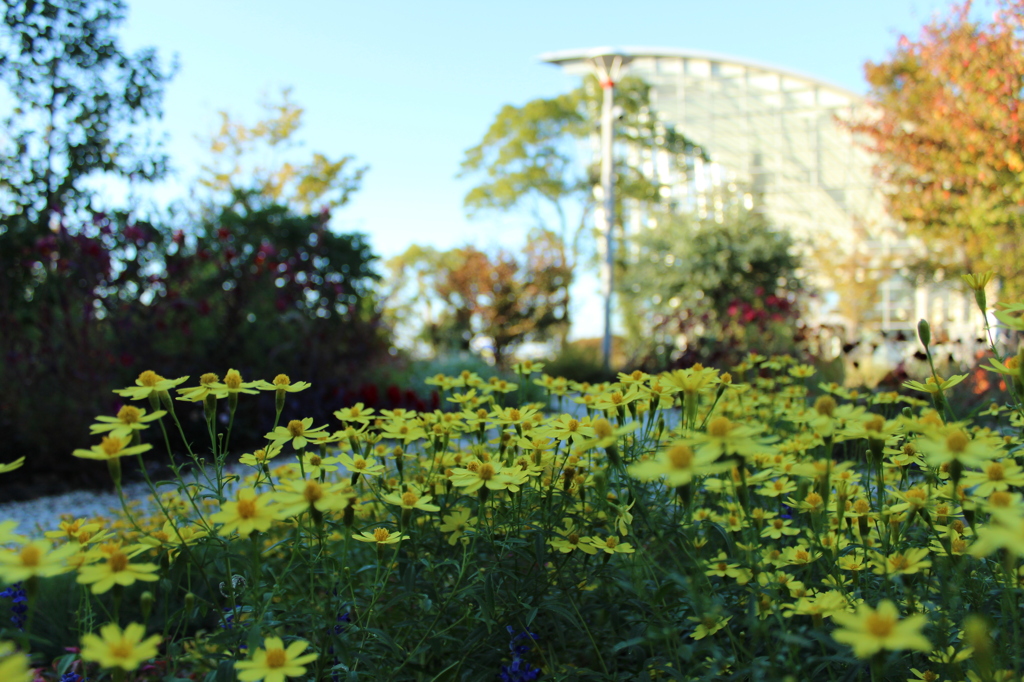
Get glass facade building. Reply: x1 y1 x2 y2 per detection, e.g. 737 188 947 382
541 47 981 339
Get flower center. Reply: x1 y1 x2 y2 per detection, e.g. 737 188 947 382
605 537 618 548
667 445 694 468
813 396 837 417
805 492 823 507
101 436 125 457
866 612 894 638
287 420 305 438
20 545 41 566
989 491 1012 507
224 370 242 390
987 462 1005 480
237 498 257 518
265 648 287 668
117 405 142 424
946 430 969 454
109 639 134 660
890 554 909 570
138 370 163 387
373 528 390 543
508 408 521 421
200 373 219 386
566 419 579 432
273 374 291 386
401 492 418 507
707 417 733 438
593 419 614 438
108 551 129 572
864 415 885 433
303 481 323 503
309 455 322 467
479 464 495 480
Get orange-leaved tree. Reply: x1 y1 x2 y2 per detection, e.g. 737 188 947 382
851 0 1024 296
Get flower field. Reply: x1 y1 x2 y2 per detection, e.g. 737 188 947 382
2 283 1024 681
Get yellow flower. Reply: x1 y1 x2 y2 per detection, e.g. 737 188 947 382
831 600 931 659
914 427 1002 469
44 518 103 542
0 521 26 546
584 535 635 555
256 374 311 393
352 527 404 545
547 520 598 555
333 403 375 425
381 488 440 512
449 461 512 494
114 370 188 401
337 452 386 478
961 271 994 291
210 489 277 538
72 435 152 461
962 459 1024 496
273 478 353 518
175 372 223 402
685 416 778 461
211 368 261 398
239 442 283 468
90 405 165 439
0 539 77 581
234 636 318 682
76 549 159 594
0 640 32 682
0 457 25 475
80 622 161 672
265 417 330 451
689 613 731 640
902 374 967 396
870 548 931 577
439 508 478 545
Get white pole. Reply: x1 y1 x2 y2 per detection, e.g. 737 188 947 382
597 57 619 371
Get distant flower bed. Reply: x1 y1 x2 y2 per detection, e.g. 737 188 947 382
2 275 1024 681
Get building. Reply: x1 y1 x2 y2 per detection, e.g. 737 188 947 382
540 47 983 342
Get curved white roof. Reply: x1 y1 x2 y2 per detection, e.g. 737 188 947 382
541 46 914 330
540 46 893 247
538 46 863 100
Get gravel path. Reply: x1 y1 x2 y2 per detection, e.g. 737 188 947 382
0 466 248 539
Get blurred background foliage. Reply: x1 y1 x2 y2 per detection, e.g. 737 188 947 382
0 0 393 497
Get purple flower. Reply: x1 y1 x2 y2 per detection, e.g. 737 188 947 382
0 582 27 630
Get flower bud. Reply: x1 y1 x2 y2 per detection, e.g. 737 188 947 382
140 591 155 622
917 319 931 348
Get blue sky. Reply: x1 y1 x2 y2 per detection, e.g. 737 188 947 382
118 0 965 340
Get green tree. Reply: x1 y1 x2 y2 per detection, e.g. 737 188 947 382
619 202 804 367
385 230 572 367
0 0 175 489
851 0 1024 294
0 0 173 221
197 89 367 214
460 76 705 338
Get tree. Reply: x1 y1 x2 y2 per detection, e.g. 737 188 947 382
851 0 1024 295
618 202 804 368
197 89 367 215
0 0 173 221
0 0 176 489
460 75 705 347
385 230 572 367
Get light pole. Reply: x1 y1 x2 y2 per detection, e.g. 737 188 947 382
540 49 631 371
